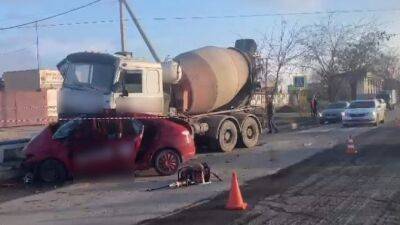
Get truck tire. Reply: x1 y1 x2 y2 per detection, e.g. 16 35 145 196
154 149 181 176
213 120 238 152
38 159 67 184
240 117 260 148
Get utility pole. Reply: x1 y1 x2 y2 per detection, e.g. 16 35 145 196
35 22 40 71
119 0 126 52
121 0 161 63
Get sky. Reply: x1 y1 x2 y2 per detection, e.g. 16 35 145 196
1 0 400 76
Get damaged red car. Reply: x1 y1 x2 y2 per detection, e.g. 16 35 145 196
21 116 196 183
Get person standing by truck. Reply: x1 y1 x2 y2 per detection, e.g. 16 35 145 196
267 96 278 133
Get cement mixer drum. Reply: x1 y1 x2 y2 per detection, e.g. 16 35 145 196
173 46 250 114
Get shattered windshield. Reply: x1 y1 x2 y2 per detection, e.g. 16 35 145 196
64 62 115 93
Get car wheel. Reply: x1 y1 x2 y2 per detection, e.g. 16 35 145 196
38 159 67 184
154 149 181 176
216 120 238 152
240 117 260 148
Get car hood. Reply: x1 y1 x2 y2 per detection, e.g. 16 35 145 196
24 127 56 156
345 108 375 114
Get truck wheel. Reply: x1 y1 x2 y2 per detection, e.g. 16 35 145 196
215 120 238 152
154 149 181 176
240 117 260 148
38 159 67 184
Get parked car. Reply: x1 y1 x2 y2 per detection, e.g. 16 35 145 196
21 115 196 183
342 99 385 127
319 101 350 124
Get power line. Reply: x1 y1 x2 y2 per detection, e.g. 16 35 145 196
0 0 103 31
0 45 35 55
3 7 400 31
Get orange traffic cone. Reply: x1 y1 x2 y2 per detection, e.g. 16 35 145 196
346 135 358 155
226 171 247 210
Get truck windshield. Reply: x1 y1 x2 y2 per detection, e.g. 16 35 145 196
64 63 115 94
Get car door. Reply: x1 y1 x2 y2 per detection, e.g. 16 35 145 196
68 119 116 175
114 69 164 114
107 119 144 170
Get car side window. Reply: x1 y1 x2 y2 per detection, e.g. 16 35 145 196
72 120 96 140
97 119 142 139
53 119 82 140
131 119 144 135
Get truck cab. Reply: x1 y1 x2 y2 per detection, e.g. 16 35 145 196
57 52 165 117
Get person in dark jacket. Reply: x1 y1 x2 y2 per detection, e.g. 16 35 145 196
266 96 279 133
310 95 318 118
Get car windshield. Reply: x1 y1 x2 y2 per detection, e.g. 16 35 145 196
326 103 347 109
52 119 82 140
349 101 375 109
63 62 115 94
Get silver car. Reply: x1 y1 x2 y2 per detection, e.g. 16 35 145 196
342 99 385 127
319 101 350 124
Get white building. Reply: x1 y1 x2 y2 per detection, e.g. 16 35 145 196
2 69 63 92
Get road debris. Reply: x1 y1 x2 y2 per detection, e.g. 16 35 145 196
146 162 221 192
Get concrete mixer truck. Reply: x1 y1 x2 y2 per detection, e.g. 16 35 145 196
57 39 265 152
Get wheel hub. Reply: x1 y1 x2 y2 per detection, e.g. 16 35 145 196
161 153 177 172
246 127 254 138
224 131 232 142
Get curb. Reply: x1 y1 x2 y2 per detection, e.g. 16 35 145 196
0 139 29 182
278 121 320 132
0 138 31 146
0 167 21 183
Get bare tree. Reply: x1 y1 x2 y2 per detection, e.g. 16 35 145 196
258 20 304 100
300 17 361 101
338 30 394 74
376 50 400 80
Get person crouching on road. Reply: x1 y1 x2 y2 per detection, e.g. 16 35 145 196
267 96 279 133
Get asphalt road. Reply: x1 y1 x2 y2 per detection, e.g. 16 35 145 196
141 120 400 225
0 109 399 225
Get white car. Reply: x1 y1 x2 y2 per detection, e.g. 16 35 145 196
342 99 385 127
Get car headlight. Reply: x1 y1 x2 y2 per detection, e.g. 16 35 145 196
318 112 322 117
341 112 345 117
370 111 377 117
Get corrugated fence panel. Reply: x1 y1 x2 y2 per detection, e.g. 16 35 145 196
0 90 50 127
